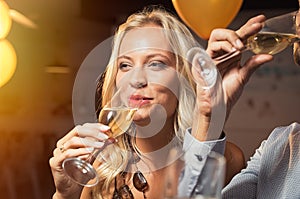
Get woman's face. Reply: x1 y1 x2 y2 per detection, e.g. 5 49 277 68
115 25 180 127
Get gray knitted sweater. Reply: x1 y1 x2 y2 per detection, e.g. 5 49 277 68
223 122 300 199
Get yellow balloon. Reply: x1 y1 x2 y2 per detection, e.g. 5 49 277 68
0 0 12 39
172 0 243 39
0 39 17 88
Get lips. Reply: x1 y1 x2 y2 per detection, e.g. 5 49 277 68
129 94 153 107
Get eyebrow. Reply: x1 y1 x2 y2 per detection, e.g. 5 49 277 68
117 53 173 61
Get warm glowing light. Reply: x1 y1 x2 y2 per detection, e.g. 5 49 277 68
0 39 17 88
45 66 70 74
0 0 12 39
9 9 38 29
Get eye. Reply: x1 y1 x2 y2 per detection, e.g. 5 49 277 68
147 61 167 70
118 62 132 71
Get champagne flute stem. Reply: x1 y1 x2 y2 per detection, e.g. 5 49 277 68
85 137 116 165
85 149 101 165
214 46 248 63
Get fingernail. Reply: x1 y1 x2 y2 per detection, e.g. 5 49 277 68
85 147 94 152
97 132 109 140
100 125 110 131
235 39 244 49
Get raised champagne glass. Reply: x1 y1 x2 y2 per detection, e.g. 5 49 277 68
248 11 300 55
216 11 300 62
62 87 139 187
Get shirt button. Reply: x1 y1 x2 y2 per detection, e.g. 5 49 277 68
195 154 203 161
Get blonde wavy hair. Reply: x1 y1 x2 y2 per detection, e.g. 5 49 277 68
93 5 203 198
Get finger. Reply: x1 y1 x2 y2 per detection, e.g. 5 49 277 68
56 127 79 149
208 28 244 54
53 139 117 168
57 135 116 156
52 146 94 168
76 123 110 140
236 15 266 40
209 28 239 43
49 156 62 172
56 123 110 149
214 50 242 70
208 40 237 58
62 136 105 151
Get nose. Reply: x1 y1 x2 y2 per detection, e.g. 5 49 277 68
129 67 147 89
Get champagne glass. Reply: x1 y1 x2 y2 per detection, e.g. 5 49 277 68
216 11 300 62
187 47 226 140
62 87 139 187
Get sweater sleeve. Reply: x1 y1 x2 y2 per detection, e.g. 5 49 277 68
222 139 266 199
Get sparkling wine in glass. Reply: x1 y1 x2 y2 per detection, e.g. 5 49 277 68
216 11 300 62
62 87 138 187
246 31 300 55
248 11 300 55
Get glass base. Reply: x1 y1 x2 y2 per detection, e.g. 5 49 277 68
62 157 99 187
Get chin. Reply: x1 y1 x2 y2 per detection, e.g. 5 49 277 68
133 111 151 127
133 118 151 127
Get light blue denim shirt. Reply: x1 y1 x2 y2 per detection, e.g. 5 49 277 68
178 128 226 197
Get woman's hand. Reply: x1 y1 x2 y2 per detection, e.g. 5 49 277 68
207 14 273 121
49 123 112 199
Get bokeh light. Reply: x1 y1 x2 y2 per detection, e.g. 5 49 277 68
0 39 17 88
0 0 12 39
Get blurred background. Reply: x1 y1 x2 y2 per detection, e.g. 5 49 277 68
0 0 299 198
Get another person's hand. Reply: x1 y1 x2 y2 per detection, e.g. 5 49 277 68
207 14 273 121
49 123 112 199
192 15 273 141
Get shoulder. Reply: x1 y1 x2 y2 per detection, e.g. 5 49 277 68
268 122 300 140
262 122 300 151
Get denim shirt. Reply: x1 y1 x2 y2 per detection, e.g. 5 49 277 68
178 128 226 197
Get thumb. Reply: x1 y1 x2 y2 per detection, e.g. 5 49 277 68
240 54 273 83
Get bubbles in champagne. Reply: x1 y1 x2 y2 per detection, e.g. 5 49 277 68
98 107 137 138
247 32 300 55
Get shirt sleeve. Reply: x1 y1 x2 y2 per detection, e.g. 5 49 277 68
178 128 226 197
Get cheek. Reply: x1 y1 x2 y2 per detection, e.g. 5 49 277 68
147 69 180 99
115 72 125 88
156 88 178 116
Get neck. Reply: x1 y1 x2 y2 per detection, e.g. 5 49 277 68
134 117 175 153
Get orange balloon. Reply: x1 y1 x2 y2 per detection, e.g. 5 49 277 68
172 0 243 39
0 0 12 39
0 39 17 88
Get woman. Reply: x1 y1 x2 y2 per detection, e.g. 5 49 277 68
50 6 272 199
